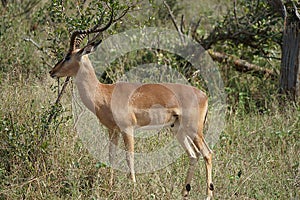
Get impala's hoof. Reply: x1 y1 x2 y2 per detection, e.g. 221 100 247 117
186 184 191 191
209 183 214 191
181 184 191 199
182 192 189 200
182 196 189 200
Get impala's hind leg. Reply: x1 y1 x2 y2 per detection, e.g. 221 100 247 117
193 136 213 200
174 130 199 199
181 155 199 199
109 130 119 186
122 130 136 182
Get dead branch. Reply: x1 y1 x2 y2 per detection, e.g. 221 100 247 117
40 77 71 142
163 1 185 43
23 38 52 68
47 77 71 125
208 50 277 79
267 0 286 18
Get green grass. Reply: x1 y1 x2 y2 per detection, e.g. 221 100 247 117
214 111 299 199
0 78 299 200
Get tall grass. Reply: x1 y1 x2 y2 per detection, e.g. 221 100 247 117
0 77 299 199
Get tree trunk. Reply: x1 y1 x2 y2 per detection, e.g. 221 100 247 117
269 0 300 101
279 3 300 101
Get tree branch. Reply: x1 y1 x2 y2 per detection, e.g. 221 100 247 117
23 37 53 68
40 77 71 142
163 1 185 43
54 77 71 105
267 0 286 18
208 50 277 79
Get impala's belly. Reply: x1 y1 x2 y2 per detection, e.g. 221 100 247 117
136 123 172 131
133 106 179 129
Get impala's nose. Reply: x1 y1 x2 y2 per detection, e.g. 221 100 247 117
49 69 56 78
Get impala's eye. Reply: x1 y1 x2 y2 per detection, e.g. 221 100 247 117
64 52 72 62
65 55 71 61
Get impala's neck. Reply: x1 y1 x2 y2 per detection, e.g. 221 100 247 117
74 55 100 113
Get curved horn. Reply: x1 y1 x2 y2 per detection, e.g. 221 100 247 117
69 30 86 52
68 8 114 52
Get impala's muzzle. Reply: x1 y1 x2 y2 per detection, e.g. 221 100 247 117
49 69 56 78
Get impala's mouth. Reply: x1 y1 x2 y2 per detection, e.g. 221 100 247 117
49 70 56 78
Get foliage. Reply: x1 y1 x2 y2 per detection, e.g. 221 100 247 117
32 0 131 62
200 0 282 57
193 0 283 113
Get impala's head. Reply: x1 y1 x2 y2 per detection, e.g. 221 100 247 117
49 9 114 78
49 41 103 78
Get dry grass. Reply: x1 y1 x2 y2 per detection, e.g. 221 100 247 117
0 78 299 200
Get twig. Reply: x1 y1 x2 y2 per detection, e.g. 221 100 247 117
191 16 202 40
23 37 52 67
113 5 131 23
50 76 71 121
180 14 185 35
40 77 71 142
267 0 286 19
231 170 257 198
0 171 54 195
23 37 41 49
233 0 239 28
163 1 185 44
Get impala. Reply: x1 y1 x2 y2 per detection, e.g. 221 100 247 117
49 8 214 199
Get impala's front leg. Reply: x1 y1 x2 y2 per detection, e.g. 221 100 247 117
122 130 136 182
174 131 199 199
109 130 119 186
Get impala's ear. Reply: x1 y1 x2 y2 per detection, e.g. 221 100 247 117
77 40 102 57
